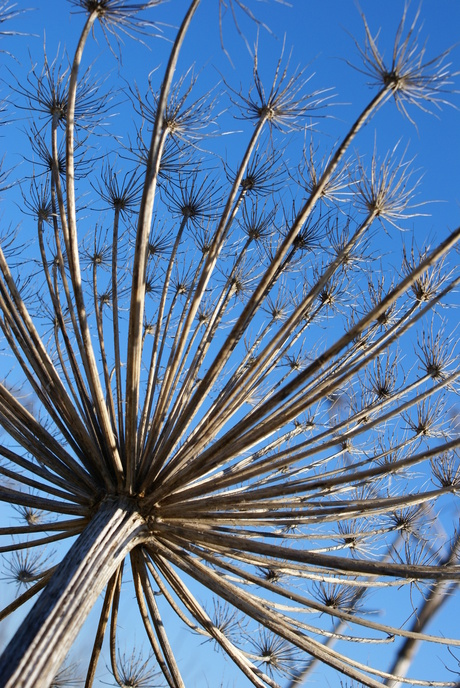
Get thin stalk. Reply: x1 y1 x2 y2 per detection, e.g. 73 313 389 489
152 228 460 500
152 514 460 581
139 214 188 447
385 532 460 688
48 179 104 448
65 11 124 486
141 121 267 479
0 570 55 623
149 204 256 459
131 552 179 688
143 549 203 633
0 484 88 516
108 558 124 687
0 254 102 476
139 125 264 487
37 217 81 410
137 250 209 461
154 553 277 688
0 463 84 507
124 0 201 489
136 549 186 688
111 207 125 455
0 519 85 537
152 535 389 688
158 85 394 471
174 209 377 464
174 536 460 648
85 567 121 688
0 384 95 491
92 255 118 437
0 528 82 554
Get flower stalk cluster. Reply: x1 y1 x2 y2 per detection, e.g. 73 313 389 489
0 2 459 688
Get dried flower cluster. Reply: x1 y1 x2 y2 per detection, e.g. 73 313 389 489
0 2 459 688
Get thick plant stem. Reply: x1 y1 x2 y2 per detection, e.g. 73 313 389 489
0 498 146 688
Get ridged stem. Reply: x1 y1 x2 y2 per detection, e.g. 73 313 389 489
0 497 146 688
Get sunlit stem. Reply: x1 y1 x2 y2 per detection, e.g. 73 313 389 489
152 227 460 500
48 169 97 424
84 567 121 688
138 214 188 451
131 551 183 688
0 498 146 688
137 248 211 465
64 11 124 486
108 560 124 686
384 531 460 688
111 207 125 456
153 85 393 478
151 534 390 688
92 254 117 436
136 550 185 688
49 123 115 486
124 0 202 490
176 209 378 467
153 550 275 688
138 119 266 489
144 190 252 473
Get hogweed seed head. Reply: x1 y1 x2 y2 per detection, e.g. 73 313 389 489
0 3 458 688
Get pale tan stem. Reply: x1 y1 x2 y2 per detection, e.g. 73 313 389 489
65 11 124 485
85 568 120 688
0 498 146 688
159 86 393 470
124 0 201 488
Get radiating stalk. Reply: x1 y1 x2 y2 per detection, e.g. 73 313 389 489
124 0 201 489
64 12 125 486
159 87 394 468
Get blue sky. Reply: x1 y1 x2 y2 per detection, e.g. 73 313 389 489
4 0 459 211
0 1 459 686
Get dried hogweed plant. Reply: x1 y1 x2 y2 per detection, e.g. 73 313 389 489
0 1 459 687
